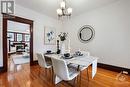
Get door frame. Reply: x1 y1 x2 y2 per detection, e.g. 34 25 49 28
2 14 34 72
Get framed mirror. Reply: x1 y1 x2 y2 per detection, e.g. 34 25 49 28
78 25 95 43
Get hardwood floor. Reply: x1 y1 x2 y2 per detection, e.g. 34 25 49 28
0 63 130 87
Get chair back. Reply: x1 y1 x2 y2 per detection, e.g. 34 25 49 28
51 58 70 80
36 53 47 68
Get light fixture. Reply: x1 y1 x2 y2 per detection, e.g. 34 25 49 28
57 0 72 18
60 1 65 9
57 9 62 15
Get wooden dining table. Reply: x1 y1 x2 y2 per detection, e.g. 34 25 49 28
44 54 98 84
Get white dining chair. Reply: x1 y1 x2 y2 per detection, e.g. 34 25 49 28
51 58 80 86
36 53 53 81
68 51 90 86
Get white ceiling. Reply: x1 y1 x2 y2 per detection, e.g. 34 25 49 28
8 20 30 33
15 0 119 19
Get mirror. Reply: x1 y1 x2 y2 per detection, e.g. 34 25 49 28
78 25 95 43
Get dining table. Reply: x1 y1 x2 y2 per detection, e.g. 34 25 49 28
44 53 98 84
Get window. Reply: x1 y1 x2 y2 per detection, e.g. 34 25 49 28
7 32 14 41
25 34 30 41
17 33 23 41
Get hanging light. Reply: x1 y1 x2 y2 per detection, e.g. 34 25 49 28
60 1 65 9
67 7 72 14
56 0 72 18
57 9 62 15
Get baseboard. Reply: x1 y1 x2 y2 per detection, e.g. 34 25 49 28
0 67 3 70
97 63 130 75
33 60 38 65
0 66 6 73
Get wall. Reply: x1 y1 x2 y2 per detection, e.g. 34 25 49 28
63 0 130 68
0 1 2 66
0 5 63 67
0 17 2 67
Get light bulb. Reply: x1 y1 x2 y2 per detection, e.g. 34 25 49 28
56 9 62 15
67 8 72 14
60 1 65 9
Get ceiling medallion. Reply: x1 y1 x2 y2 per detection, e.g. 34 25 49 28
56 0 72 19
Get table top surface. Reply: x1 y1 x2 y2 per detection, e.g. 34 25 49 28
45 54 98 67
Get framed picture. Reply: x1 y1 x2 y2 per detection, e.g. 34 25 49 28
7 32 14 41
44 26 56 45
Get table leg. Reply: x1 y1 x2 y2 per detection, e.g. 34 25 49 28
55 75 62 84
87 68 89 81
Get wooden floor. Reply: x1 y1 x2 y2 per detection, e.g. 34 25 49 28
0 63 130 87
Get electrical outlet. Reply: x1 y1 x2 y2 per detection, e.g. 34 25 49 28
122 71 128 74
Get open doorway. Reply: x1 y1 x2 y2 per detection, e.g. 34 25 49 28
3 14 34 72
7 20 31 71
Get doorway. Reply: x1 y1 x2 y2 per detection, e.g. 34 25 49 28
3 14 34 72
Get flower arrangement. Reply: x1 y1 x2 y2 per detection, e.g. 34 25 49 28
58 32 68 41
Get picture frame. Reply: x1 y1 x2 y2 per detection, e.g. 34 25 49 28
44 26 56 45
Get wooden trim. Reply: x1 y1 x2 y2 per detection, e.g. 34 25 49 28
8 31 30 34
2 16 8 72
98 63 130 75
14 32 16 41
1 14 34 72
30 23 34 65
9 40 11 52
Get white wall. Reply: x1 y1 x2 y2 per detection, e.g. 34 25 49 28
63 0 130 68
0 5 63 67
0 0 2 66
0 13 2 67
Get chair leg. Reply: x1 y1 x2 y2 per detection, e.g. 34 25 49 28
86 68 89 87
87 68 89 82
45 68 47 76
79 71 81 87
77 74 80 87
49 68 51 80
51 67 54 84
76 75 79 87
38 67 41 75
73 77 76 87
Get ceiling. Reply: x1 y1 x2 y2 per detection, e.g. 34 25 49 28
8 20 30 33
15 0 119 19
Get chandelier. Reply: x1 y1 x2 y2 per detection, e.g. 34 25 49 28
56 0 72 18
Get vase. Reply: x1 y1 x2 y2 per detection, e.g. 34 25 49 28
56 40 60 54
60 41 65 54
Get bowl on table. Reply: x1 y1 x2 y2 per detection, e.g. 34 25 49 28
64 53 70 57
46 50 52 54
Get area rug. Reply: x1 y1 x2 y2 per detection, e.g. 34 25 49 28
12 56 29 65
